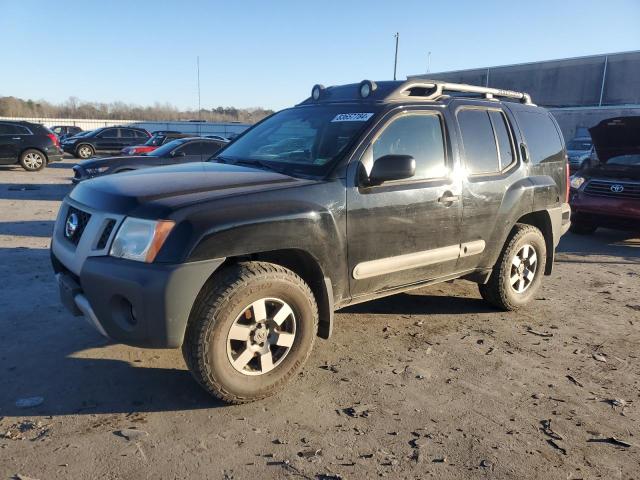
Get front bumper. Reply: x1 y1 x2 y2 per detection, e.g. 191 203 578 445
570 190 640 229
53 252 225 348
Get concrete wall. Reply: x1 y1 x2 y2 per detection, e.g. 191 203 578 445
549 106 640 141
413 51 640 108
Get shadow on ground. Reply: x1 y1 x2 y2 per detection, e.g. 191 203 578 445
0 183 70 201
557 229 640 264
0 220 55 237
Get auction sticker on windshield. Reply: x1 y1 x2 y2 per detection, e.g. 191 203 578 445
331 113 374 122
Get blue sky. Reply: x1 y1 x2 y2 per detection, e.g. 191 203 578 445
1 0 638 111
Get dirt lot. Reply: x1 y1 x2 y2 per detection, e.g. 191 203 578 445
0 158 639 480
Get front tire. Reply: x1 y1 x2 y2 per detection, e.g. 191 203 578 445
182 261 318 404
19 149 46 171
76 144 94 159
479 224 547 311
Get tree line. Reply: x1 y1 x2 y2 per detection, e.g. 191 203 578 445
0 96 274 123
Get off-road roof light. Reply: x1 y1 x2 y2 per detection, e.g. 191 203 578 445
359 80 377 99
311 84 325 101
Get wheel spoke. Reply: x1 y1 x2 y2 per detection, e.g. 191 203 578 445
510 274 520 286
517 278 525 292
522 245 530 259
233 348 254 370
525 269 535 282
512 256 521 268
272 303 292 326
251 299 267 322
228 324 252 341
273 331 295 348
260 349 274 373
528 251 537 266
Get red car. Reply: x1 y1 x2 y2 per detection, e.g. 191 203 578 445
120 131 189 155
569 116 640 234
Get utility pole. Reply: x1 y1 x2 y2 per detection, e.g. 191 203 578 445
393 32 399 80
196 56 201 121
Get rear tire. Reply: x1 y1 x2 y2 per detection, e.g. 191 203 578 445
182 261 318 404
76 144 94 159
19 149 46 171
479 224 547 311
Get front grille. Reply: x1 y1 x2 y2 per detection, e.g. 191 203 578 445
96 220 116 250
584 180 640 200
64 206 91 246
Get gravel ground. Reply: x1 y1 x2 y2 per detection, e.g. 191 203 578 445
1 158 639 480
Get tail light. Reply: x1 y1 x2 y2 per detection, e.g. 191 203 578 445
47 133 60 147
565 163 570 203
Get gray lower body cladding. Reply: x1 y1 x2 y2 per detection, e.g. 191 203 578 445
52 252 225 348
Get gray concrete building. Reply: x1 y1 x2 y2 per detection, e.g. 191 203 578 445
410 50 640 140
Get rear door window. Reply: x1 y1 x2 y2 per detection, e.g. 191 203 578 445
488 111 515 169
514 110 564 164
120 129 135 138
178 142 204 155
457 109 500 174
0 124 18 135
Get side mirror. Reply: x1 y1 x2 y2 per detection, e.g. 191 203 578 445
368 155 415 185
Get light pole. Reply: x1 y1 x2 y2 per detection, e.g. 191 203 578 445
196 56 201 121
393 32 399 81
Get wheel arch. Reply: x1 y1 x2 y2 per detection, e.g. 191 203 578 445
514 210 554 275
201 248 334 339
20 147 48 163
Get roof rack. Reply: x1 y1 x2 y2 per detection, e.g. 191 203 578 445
396 80 534 105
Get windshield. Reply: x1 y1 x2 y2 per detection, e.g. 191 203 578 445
212 105 380 177
567 140 592 150
149 138 186 157
606 154 640 166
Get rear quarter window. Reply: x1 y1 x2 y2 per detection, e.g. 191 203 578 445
515 110 564 164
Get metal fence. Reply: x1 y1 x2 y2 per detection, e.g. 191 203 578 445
0 117 251 138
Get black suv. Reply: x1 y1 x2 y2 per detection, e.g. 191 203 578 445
51 80 571 403
72 137 228 183
61 126 151 159
51 125 83 141
0 120 63 171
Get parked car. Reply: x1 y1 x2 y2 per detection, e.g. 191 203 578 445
72 137 227 183
0 120 63 171
120 131 190 156
61 126 151 159
51 79 570 403
569 116 640 234
51 125 83 142
566 136 593 172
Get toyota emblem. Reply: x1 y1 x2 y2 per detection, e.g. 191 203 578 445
610 184 624 193
65 212 79 239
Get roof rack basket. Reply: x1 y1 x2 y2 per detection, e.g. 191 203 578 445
398 80 534 105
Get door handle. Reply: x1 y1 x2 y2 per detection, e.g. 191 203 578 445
12 137 21 140
438 192 460 205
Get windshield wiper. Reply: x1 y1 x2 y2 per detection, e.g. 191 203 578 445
231 158 287 174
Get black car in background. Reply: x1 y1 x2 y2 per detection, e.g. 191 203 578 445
51 125 83 142
72 137 227 183
0 120 63 171
61 126 151 159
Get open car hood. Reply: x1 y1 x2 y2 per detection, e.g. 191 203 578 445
589 116 640 162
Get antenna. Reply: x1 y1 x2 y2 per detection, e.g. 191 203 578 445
196 56 201 121
393 33 399 81
427 51 431 73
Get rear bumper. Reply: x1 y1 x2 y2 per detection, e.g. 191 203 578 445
52 251 225 348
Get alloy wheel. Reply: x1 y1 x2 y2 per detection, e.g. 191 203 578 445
510 244 538 293
226 297 296 376
23 152 44 170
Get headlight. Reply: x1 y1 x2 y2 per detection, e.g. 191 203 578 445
110 218 175 263
570 175 585 189
85 166 109 175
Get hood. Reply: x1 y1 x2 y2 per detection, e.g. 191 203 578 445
77 155 149 169
69 161 316 217
589 116 640 163
582 162 640 182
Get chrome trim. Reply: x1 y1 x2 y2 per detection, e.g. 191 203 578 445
353 240 485 280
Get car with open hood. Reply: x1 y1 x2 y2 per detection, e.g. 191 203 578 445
72 137 227 183
51 79 570 403
569 116 640 234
